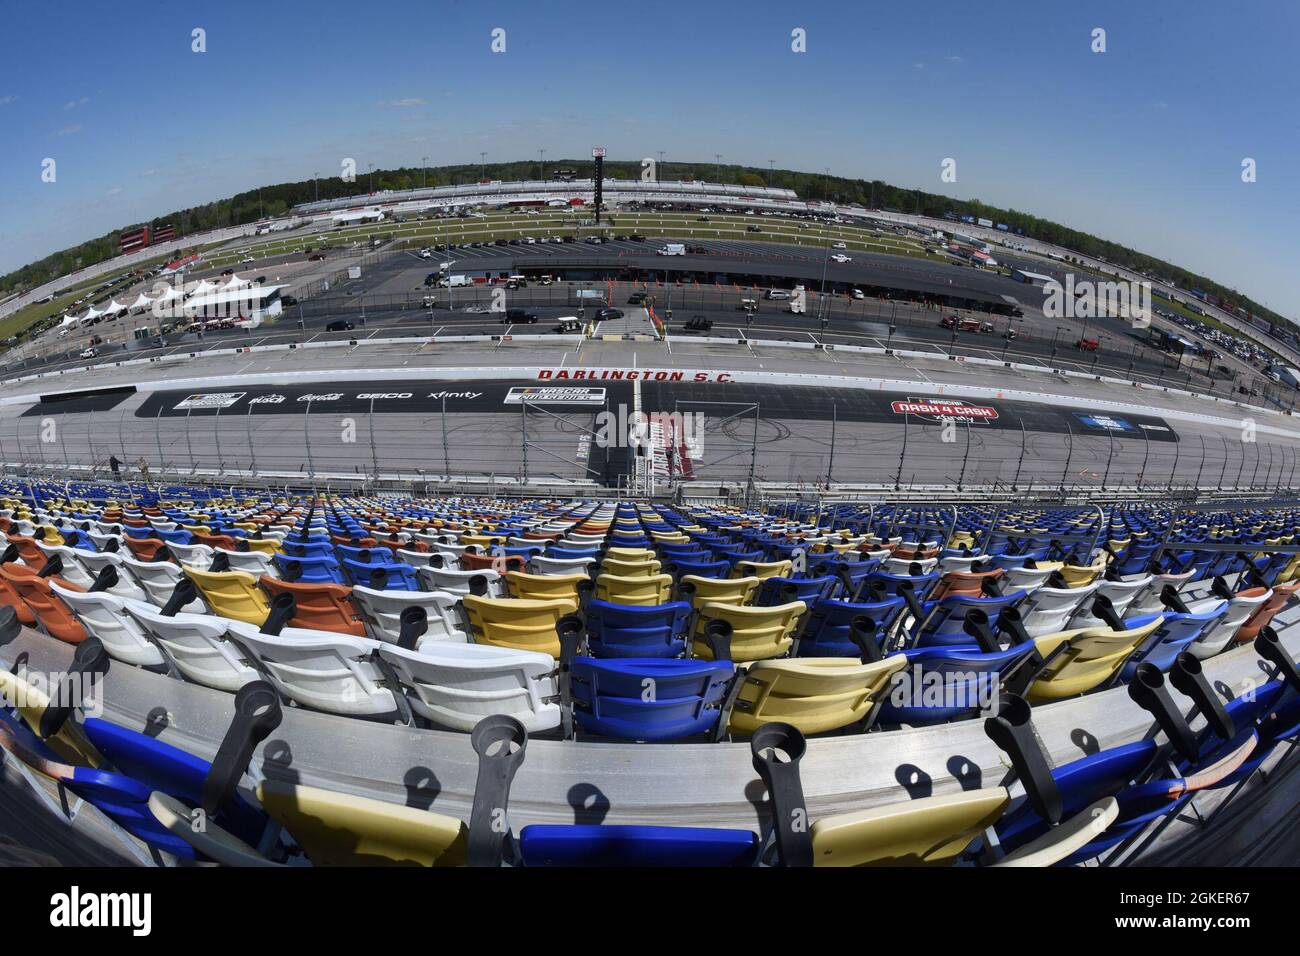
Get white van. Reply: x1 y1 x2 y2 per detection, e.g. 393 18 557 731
440 275 473 288
764 289 790 300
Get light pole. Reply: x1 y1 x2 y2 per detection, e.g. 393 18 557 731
368 163 374 194
658 150 665 181
422 157 428 189
313 171 319 203
767 159 774 186
715 153 722 181
538 148 546 181
479 152 487 182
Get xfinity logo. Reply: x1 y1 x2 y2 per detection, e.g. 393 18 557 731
427 391 483 400
50 886 151 936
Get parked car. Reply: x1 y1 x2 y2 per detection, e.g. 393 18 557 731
1076 337 1100 351
504 309 538 324
281 295 298 307
308 253 326 261
683 316 713 332
596 308 624 322
627 292 648 305
325 320 355 332
79 347 97 359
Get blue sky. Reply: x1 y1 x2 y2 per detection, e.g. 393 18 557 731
1 0 1296 316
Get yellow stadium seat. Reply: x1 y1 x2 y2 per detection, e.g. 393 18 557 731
727 656 907 735
600 557 662 577
679 574 759 610
461 595 578 657
184 567 272 625
1026 616 1165 703
731 559 793 580
593 572 673 606
810 788 1012 866
505 570 587 603
255 780 467 866
692 601 807 661
604 547 654 560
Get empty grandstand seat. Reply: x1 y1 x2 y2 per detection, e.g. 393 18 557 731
1017 580 1103 637
50 584 166 669
273 554 345 584
795 596 906 657
530 554 597 576
461 595 578 657
1026 617 1165 702
593 572 673 606
122 603 260 692
214 548 279 578
260 577 367 637
376 642 561 732
1186 588 1271 659
350 586 465 646
184 567 272 625
726 656 906 736
569 657 734 741
678 574 759 609
225 622 402 720
0 564 88 645
505 570 588 603
691 601 807 662
584 600 693 658
418 565 505 597
119 555 205 611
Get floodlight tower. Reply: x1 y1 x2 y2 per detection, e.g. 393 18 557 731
592 146 606 224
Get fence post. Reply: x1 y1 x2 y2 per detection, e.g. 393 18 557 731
184 407 197 476
368 396 379 483
1012 417 1027 491
247 403 257 477
826 400 836 486
155 404 165 475
1218 435 1230 491
442 396 450 478
214 404 225 476
305 398 316 483
1060 421 1074 493
895 412 909 491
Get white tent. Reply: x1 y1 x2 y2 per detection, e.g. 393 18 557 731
128 293 154 311
106 299 130 313
60 314 79 327
188 279 217 297
222 275 250 289
153 285 185 302
79 306 103 324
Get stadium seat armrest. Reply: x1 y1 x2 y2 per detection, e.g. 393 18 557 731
1255 627 1300 692
1128 664 1199 763
750 723 813 867
467 716 528 867
984 694 1063 826
38 637 111 739
1169 653 1235 742
201 681 283 817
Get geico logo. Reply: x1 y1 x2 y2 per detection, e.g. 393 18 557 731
296 393 344 402
426 391 483 400
355 393 413 400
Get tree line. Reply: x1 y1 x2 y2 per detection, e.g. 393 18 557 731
1 158 1287 331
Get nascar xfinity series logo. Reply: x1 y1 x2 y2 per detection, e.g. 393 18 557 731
890 397 999 425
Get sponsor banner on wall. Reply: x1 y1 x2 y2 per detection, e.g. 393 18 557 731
174 392 245 410
504 386 606 405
